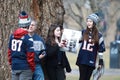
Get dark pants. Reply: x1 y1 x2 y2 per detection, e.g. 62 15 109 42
78 64 94 80
47 66 65 80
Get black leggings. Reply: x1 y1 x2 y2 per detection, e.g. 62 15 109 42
78 64 94 80
47 66 65 80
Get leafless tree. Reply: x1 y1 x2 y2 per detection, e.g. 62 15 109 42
0 0 64 79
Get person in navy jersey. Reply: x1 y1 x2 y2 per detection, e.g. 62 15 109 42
8 11 36 80
28 20 46 80
76 13 106 80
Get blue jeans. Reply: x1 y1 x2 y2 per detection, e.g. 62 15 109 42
32 64 44 80
12 69 33 80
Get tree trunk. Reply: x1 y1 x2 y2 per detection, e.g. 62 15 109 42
33 0 65 39
0 0 64 80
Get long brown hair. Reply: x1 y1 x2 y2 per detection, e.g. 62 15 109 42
46 24 62 45
83 22 99 44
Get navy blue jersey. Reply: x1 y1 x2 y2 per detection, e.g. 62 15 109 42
76 30 105 67
8 34 34 70
32 34 46 63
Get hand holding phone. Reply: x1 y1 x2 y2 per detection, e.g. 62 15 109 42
39 51 46 59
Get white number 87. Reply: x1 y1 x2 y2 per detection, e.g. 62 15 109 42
11 39 22 51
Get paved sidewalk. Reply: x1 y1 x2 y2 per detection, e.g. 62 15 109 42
104 69 120 75
66 69 120 75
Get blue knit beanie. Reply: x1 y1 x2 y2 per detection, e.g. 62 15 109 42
87 13 100 24
18 11 31 27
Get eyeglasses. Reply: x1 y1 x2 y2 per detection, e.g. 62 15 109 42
30 24 36 26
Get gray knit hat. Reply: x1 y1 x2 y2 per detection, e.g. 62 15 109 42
87 13 100 24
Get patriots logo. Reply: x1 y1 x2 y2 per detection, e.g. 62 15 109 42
29 38 33 41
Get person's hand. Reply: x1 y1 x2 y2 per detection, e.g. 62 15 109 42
39 52 46 59
98 59 104 69
59 39 68 47
98 65 102 70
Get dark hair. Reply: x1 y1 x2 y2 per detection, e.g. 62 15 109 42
83 22 99 44
46 24 61 45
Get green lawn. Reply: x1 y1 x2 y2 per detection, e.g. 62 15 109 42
65 48 120 80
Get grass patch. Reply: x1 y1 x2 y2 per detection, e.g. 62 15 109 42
99 75 120 80
66 75 120 80
66 74 79 80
